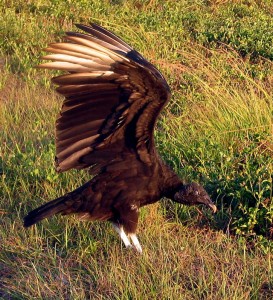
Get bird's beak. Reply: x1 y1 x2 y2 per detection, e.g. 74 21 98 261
203 195 217 213
208 203 217 214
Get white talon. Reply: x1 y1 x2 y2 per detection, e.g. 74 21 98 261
112 224 142 253
112 224 132 248
129 233 142 253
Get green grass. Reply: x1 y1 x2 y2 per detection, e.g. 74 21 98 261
1 0 273 299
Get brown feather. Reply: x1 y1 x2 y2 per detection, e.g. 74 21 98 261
48 43 114 62
44 46 94 60
66 31 124 53
56 119 105 140
56 83 117 96
52 72 119 85
75 24 131 52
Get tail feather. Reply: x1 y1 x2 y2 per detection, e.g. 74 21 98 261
24 196 69 227
23 183 89 227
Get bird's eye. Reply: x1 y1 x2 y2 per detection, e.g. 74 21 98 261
194 191 199 196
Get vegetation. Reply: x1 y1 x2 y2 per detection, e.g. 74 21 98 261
1 0 272 299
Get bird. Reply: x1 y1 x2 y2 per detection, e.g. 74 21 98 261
23 23 217 253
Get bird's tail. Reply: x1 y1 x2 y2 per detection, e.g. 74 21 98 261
23 184 88 227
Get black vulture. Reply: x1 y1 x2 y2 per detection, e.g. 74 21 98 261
24 23 217 253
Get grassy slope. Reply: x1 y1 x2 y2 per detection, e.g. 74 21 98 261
1 0 273 299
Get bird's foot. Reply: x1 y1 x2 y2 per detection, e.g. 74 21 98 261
112 223 142 253
112 223 132 248
129 234 142 254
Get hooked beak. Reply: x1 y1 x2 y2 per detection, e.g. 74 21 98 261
202 195 217 213
208 203 217 214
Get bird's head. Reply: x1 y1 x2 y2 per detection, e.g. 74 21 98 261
174 182 217 213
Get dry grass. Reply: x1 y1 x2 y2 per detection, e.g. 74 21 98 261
1 202 272 299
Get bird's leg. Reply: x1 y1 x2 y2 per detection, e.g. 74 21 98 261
112 203 141 251
128 233 142 253
112 223 132 248
112 223 142 253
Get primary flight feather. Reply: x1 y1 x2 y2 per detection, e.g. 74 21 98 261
24 23 216 253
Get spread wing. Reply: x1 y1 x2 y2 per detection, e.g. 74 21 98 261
38 23 171 173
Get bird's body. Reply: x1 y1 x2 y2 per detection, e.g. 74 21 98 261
24 23 216 252
24 152 182 245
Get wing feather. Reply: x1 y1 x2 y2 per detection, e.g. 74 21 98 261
75 24 132 52
38 23 170 172
66 31 124 53
52 72 119 85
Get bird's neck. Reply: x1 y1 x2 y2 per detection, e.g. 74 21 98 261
160 164 184 199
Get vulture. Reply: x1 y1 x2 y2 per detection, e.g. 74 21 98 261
24 23 217 253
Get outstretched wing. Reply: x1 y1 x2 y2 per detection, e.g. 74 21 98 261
39 23 171 173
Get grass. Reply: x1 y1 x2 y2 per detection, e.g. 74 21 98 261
1 0 273 299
